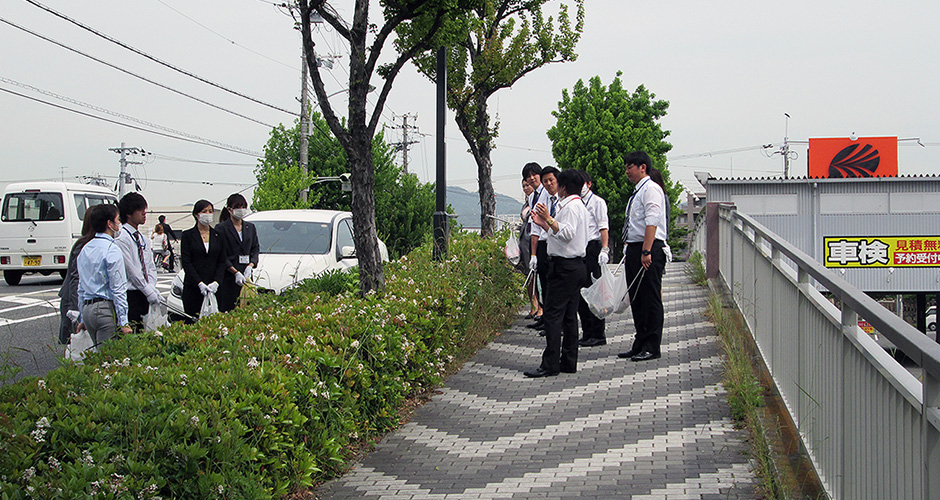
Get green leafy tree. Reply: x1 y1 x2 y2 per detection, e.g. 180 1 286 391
298 0 476 295
253 114 434 258
396 0 584 237
547 72 687 255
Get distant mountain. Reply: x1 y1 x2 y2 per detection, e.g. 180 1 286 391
445 186 521 228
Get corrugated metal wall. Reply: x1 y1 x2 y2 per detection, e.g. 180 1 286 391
706 176 940 292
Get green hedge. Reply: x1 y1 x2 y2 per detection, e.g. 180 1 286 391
0 232 521 499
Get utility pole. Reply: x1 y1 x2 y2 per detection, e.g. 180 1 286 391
109 142 143 198
391 114 419 174
299 52 310 204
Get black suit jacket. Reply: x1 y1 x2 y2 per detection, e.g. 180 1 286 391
216 219 260 273
180 225 227 287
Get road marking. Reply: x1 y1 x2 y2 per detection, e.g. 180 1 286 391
0 311 58 326
0 301 59 315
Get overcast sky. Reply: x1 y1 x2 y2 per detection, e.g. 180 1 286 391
2 0 938 213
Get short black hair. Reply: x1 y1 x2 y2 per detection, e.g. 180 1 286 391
521 162 542 179
578 169 593 185
192 199 213 219
540 165 560 179
118 192 147 223
158 215 166 223
91 204 119 234
624 151 652 172
557 169 584 197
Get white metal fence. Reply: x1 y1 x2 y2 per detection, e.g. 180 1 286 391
702 204 940 500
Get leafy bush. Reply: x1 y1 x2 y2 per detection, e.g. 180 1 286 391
0 232 521 499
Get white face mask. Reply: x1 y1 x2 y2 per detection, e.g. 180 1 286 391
580 185 590 197
198 213 214 226
231 208 249 220
111 223 121 239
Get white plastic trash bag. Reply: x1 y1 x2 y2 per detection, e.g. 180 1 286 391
142 303 168 331
200 293 219 319
616 267 646 314
65 329 97 363
504 235 520 265
580 265 629 319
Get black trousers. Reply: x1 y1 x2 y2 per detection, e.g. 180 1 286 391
578 240 606 340
535 240 549 307
126 289 149 331
218 271 242 313
625 240 666 355
541 256 586 373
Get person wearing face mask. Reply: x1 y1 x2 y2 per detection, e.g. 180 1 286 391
216 193 260 312
180 200 227 323
576 170 611 347
76 204 132 345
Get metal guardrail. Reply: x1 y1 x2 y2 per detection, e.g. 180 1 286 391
709 203 940 500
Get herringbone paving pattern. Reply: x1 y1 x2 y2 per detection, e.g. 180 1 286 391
311 263 758 499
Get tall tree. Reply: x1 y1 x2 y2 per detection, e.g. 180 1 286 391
253 115 435 258
297 0 473 295
547 72 686 254
397 0 584 237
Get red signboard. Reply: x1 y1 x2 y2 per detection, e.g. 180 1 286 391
808 136 898 179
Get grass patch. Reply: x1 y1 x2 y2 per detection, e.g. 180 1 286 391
683 250 708 287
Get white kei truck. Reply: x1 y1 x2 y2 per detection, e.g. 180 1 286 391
0 182 117 285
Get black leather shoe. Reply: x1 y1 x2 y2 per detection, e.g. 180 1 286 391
523 367 558 378
524 312 535 320
560 367 577 374
579 338 607 347
617 349 641 359
631 351 661 362
538 330 547 337
526 320 544 329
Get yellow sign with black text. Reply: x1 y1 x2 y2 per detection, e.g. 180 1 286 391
824 236 940 268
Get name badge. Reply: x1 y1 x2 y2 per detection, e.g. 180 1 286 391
239 255 250 264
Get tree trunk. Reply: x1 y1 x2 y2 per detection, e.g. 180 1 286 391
347 132 386 295
456 93 497 238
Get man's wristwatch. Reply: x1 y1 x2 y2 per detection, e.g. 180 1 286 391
641 249 651 256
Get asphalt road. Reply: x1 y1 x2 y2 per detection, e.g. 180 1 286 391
0 271 175 385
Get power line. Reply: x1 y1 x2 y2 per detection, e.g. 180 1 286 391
152 0 297 72
0 16 275 128
151 154 257 167
1 76 262 156
23 0 298 117
0 86 262 157
668 144 774 161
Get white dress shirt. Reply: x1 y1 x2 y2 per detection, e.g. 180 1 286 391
624 177 668 244
582 191 609 242
115 223 160 302
532 188 561 242
546 194 589 258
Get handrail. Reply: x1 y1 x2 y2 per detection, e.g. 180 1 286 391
725 207 940 381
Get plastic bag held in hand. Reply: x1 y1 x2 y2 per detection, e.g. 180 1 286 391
579 264 629 319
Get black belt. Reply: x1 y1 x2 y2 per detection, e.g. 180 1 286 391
550 256 584 261
84 297 111 306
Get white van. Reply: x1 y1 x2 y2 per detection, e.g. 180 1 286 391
0 182 117 285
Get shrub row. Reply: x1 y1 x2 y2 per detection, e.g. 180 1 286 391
0 232 521 499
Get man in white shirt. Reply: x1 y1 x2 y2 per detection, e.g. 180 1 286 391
524 169 590 378
115 193 162 330
618 151 668 362
576 170 611 347
528 166 560 331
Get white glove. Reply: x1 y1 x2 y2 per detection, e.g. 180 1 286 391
235 272 246 286
598 248 610 266
66 310 80 323
243 266 253 281
529 255 538 271
198 282 209 296
207 281 219 294
145 287 161 305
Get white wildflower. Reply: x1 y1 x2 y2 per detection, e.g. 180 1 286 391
21 467 35 482
247 357 260 369
190 415 199 427
255 332 265 342
350 340 360 349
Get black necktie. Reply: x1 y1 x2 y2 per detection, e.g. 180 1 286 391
550 196 557 217
133 231 149 282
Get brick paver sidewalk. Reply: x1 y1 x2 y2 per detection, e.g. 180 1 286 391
311 262 758 499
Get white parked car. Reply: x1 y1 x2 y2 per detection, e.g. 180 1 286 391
928 305 936 332
167 209 388 321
